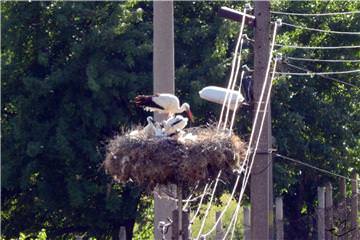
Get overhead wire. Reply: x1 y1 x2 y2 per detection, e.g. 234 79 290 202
228 21 281 240
218 6 249 130
281 22 360 35
282 61 359 88
271 10 360 16
182 182 200 211
196 5 250 239
198 6 359 239
153 188 211 204
286 56 360 63
251 154 274 176
195 170 222 239
239 67 359 87
244 36 360 49
274 43 360 50
222 52 246 131
200 20 282 240
276 69 360 75
188 182 211 228
228 53 282 239
275 154 356 182
229 70 246 132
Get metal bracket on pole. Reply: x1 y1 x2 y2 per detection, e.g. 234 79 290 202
242 64 251 72
274 53 283 62
275 19 283 26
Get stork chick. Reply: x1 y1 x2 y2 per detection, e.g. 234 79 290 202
144 116 163 138
163 115 188 136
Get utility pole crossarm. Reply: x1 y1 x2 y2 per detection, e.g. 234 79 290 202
218 6 255 26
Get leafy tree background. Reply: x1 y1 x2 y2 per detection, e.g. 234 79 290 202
2 0 359 239
271 1 359 238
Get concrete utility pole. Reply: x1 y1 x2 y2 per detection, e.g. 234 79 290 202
153 1 177 239
250 1 274 239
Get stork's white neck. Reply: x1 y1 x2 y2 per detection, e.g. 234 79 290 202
179 103 189 113
146 116 155 126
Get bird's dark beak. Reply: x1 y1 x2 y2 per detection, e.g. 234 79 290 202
187 110 194 123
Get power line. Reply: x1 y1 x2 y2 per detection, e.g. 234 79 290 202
275 154 356 181
188 182 212 227
283 61 359 88
204 22 281 240
195 170 222 239
153 188 211 204
276 69 360 76
225 25 282 240
182 182 200 210
286 56 360 63
282 22 360 35
197 6 250 239
244 36 360 49
271 10 360 16
218 5 249 131
275 43 360 50
252 156 274 175
228 54 282 239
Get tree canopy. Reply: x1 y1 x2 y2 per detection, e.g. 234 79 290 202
2 1 359 239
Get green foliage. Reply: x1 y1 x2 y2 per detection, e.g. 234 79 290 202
271 0 360 238
132 196 154 240
2 1 151 239
2 229 48 240
191 194 244 239
2 0 359 239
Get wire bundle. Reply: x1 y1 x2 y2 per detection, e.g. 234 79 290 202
158 5 359 240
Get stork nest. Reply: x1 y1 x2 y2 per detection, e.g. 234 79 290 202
104 126 246 191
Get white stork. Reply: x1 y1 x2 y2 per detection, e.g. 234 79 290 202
163 115 188 136
135 94 193 122
198 86 245 110
143 116 163 138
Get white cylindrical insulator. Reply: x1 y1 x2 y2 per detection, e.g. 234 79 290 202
199 86 245 110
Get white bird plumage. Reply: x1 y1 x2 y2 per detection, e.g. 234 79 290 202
143 116 163 137
163 115 189 136
135 94 193 121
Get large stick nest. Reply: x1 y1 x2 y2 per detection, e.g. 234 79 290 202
104 126 246 191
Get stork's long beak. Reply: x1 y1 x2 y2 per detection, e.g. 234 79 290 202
187 110 194 123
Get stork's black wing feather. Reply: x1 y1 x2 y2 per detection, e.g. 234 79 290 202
170 119 183 127
134 95 165 110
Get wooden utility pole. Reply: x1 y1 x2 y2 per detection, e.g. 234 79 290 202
153 1 177 239
250 1 274 239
